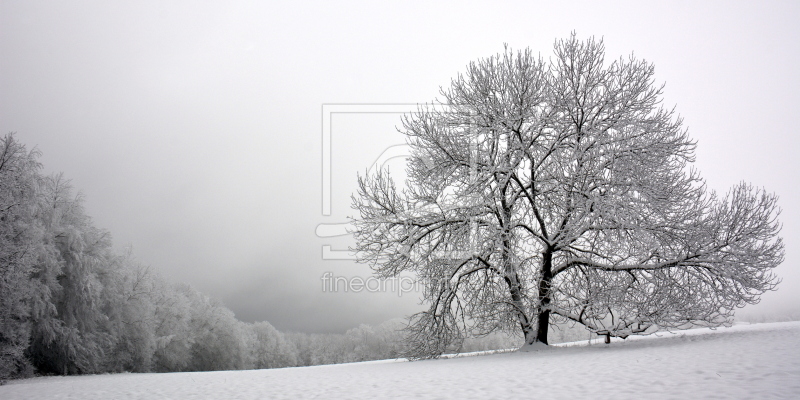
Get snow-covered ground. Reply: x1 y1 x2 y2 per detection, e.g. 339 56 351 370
3 321 799 399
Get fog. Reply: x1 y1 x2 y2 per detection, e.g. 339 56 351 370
1 0 798 332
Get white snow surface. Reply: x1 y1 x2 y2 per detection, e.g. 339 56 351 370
3 321 799 399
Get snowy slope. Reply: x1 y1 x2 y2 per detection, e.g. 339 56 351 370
3 321 799 399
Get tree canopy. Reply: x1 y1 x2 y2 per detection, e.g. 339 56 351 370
352 35 783 357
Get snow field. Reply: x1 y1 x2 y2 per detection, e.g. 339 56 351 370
2 321 799 399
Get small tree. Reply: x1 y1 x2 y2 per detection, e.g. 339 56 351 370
351 35 783 357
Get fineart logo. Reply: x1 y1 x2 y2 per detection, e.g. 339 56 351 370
316 104 420 260
317 103 479 261
320 272 422 297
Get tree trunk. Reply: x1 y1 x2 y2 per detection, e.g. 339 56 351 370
508 275 535 344
535 250 554 345
535 310 550 345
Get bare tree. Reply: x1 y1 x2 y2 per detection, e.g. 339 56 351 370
351 35 783 357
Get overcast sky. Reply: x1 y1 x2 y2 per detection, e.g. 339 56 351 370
1 0 798 333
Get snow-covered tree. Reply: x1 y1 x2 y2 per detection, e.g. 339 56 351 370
246 321 298 369
0 134 40 381
182 286 249 372
150 281 194 372
102 258 158 372
351 35 783 357
27 174 115 374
